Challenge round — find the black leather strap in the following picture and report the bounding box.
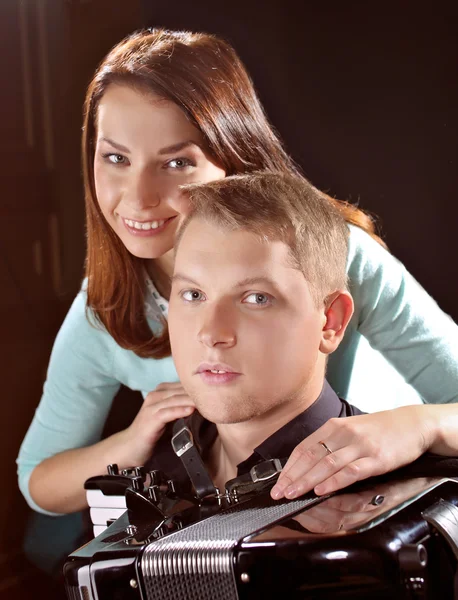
[171,419,217,499]
[225,458,287,497]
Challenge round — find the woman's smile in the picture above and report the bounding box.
[120,215,177,236]
[94,84,226,260]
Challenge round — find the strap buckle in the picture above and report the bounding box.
[250,458,283,483]
[171,426,194,458]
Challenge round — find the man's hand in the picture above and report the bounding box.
[119,381,195,467]
[271,405,435,500]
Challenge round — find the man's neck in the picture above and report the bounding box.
[207,376,325,488]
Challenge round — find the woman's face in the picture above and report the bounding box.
[94,84,226,260]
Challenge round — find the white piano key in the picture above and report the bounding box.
[90,506,126,526]
[86,488,127,508]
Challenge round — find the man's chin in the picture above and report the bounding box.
[200,412,251,425]
[195,403,259,425]
[188,389,261,424]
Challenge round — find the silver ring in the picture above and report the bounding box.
[318,440,333,455]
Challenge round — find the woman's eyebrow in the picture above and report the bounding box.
[158,140,201,155]
[98,137,130,153]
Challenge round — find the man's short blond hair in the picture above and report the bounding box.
[177,171,349,305]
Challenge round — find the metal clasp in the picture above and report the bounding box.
[250,458,283,483]
[171,426,194,458]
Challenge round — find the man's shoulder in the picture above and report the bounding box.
[339,397,367,417]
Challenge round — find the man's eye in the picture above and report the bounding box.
[181,289,205,302]
[166,157,194,169]
[103,153,127,165]
[243,293,272,306]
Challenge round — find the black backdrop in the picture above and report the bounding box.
[142,1,458,322]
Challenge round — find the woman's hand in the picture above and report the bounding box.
[271,405,436,500]
[119,381,195,467]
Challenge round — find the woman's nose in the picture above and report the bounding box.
[123,170,167,210]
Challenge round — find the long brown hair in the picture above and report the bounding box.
[82,28,384,358]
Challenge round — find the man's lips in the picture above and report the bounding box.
[195,362,240,375]
[195,363,242,385]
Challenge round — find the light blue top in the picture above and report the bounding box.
[17,225,458,514]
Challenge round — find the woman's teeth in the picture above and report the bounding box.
[124,218,166,230]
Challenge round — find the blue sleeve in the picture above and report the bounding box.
[16,288,121,514]
[345,224,458,404]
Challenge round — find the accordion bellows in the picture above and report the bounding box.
[141,496,317,600]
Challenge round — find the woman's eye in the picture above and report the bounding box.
[181,289,205,302]
[103,153,127,165]
[166,157,194,169]
[243,293,272,306]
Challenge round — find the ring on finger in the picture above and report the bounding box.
[318,440,333,455]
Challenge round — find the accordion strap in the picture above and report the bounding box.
[171,418,287,501]
[171,419,217,499]
[225,457,287,497]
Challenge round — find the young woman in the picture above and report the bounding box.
[17,28,458,515]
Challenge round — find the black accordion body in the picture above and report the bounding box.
[64,468,458,600]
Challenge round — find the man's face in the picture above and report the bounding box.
[168,218,328,425]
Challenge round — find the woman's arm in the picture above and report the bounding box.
[18,288,193,514]
[272,225,458,499]
[28,431,130,514]
[28,380,195,514]
[271,402,458,500]
[17,289,122,514]
[336,224,458,404]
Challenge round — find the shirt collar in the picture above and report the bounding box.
[189,380,345,476]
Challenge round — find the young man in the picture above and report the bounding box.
[145,171,362,493]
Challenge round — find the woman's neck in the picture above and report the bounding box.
[146,251,175,300]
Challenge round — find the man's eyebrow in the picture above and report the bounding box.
[98,137,131,153]
[158,140,202,155]
[171,273,201,286]
[234,276,278,288]
[171,274,278,288]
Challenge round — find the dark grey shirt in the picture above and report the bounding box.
[145,380,364,490]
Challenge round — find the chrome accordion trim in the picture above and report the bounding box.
[141,495,319,600]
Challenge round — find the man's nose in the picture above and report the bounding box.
[197,303,237,349]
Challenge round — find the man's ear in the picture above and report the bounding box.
[319,291,354,355]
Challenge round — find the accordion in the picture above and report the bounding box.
[64,462,458,600]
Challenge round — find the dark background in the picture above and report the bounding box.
[0,1,456,597]
[143,1,458,319]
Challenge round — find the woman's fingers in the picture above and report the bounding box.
[153,404,195,428]
[154,381,184,392]
[271,409,429,501]
[144,384,194,407]
[271,436,333,495]
[313,457,380,496]
[272,443,361,499]
[149,393,194,410]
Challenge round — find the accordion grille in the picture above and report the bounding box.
[141,495,317,600]
[65,583,90,600]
